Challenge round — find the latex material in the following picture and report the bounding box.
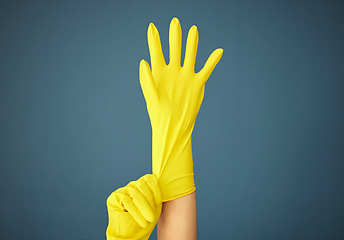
[106,174,162,240]
[139,17,223,202]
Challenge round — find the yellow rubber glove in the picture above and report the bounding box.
[106,174,162,240]
[139,17,223,202]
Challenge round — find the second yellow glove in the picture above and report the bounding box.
[106,174,162,240]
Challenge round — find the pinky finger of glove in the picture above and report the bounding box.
[139,59,159,104]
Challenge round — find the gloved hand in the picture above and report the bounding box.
[139,17,223,201]
[106,174,162,240]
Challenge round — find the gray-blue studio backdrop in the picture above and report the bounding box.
[1,0,343,239]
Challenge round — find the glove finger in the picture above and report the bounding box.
[197,48,223,84]
[143,174,162,206]
[125,186,155,223]
[129,175,155,210]
[139,59,159,103]
[169,17,182,67]
[106,187,126,211]
[183,25,199,71]
[148,22,166,71]
[121,194,149,228]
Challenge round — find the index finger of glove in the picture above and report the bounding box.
[129,176,155,210]
[120,194,149,228]
[124,186,155,223]
[183,25,199,71]
[141,174,162,206]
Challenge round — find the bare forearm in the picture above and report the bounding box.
[157,192,197,240]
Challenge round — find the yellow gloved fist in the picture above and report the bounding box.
[106,174,162,240]
[139,17,223,201]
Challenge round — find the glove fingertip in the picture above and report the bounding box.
[139,59,147,70]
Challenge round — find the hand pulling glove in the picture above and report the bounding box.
[139,17,223,201]
[106,174,162,240]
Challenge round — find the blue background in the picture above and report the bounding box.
[1,0,343,239]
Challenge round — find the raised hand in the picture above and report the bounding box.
[139,17,223,201]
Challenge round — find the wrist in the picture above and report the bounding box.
[152,132,195,201]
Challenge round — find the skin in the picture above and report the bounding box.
[157,192,197,240]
